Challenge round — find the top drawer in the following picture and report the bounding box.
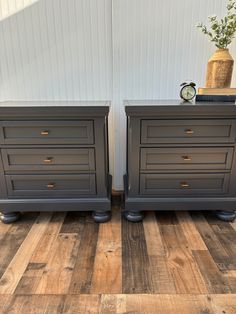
[141,119,236,144]
[0,121,94,145]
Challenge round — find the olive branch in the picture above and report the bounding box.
[197,0,236,49]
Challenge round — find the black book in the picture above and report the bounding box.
[196,94,236,102]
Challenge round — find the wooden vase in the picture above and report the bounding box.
[206,48,234,88]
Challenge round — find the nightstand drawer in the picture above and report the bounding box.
[0,121,94,145]
[2,148,95,171]
[140,147,234,171]
[141,119,236,144]
[140,173,230,195]
[6,174,96,197]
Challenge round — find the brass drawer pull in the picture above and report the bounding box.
[180,182,189,188]
[41,130,50,136]
[46,183,55,189]
[184,129,194,135]
[43,157,53,164]
[182,156,192,161]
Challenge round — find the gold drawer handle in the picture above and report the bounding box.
[43,157,53,164]
[41,130,50,136]
[46,183,55,189]
[182,156,192,161]
[180,182,189,188]
[184,129,194,135]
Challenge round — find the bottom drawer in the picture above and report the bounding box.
[6,174,96,197]
[140,173,230,195]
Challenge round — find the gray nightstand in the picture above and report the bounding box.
[124,100,236,222]
[0,101,111,223]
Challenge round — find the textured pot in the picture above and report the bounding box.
[206,48,234,88]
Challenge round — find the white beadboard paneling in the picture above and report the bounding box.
[231,40,236,86]
[0,0,235,189]
[0,0,112,101]
[0,0,39,21]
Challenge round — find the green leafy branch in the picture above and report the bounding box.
[197,0,236,49]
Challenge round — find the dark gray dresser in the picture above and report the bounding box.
[0,101,111,223]
[124,100,236,222]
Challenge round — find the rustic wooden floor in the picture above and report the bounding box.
[0,201,236,313]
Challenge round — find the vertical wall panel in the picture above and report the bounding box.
[0,0,112,101]
[0,0,235,188]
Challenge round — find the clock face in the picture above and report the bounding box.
[180,85,196,101]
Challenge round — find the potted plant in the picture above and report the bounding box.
[197,0,236,88]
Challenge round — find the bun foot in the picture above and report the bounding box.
[92,211,111,223]
[215,210,236,222]
[0,212,21,224]
[124,211,144,222]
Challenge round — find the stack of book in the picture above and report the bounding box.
[196,88,236,102]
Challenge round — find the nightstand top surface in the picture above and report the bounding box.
[125,100,236,117]
[0,100,110,107]
[0,101,110,118]
[125,99,236,106]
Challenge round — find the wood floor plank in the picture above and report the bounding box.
[156,211,178,225]
[68,215,99,294]
[193,250,232,293]
[159,222,208,294]
[230,220,236,231]
[62,294,101,314]
[30,212,66,263]
[91,209,122,294]
[125,294,214,314]
[35,233,80,294]
[223,270,236,277]
[143,211,176,293]
[2,295,48,314]
[0,295,13,313]
[0,222,12,235]
[14,263,46,294]
[43,295,65,314]
[59,212,86,234]
[0,212,52,294]
[63,295,100,314]
[210,294,236,314]
[0,213,38,279]
[211,229,236,271]
[2,295,65,314]
[143,211,166,256]
[1,294,236,314]
[191,212,234,271]
[99,295,126,314]
[122,218,153,293]
[176,211,208,250]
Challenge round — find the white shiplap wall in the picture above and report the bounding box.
[0,0,235,189]
[0,0,39,21]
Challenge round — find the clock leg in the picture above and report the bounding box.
[0,212,21,224]
[124,211,144,222]
[92,211,111,223]
[215,210,236,222]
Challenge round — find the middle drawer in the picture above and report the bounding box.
[140,147,234,171]
[2,148,95,171]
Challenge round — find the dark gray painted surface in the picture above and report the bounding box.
[140,173,230,195]
[140,147,234,171]
[124,101,236,221]
[6,174,96,197]
[0,103,111,222]
[2,148,95,171]
[141,119,236,144]
[0,120,94,145]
